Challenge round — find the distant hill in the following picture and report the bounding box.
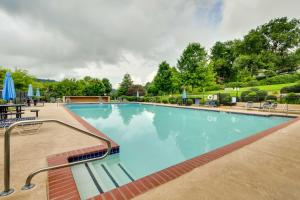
[36,78,56,83]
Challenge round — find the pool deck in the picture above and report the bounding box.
[0,103,299,200]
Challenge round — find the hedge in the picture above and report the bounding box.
[284,93,300,104]
[280,84,300,93]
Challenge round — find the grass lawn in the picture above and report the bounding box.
[162,82,297,99]
[203,83,297,96]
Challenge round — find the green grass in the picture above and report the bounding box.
[202,83,296,96]
[160,83,297,99]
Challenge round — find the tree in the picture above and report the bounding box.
[153,61,173,94]
[210,40,240,82]
[195,62,215,89]
[145,82,158,96]
[177,43,207,89]
[170,67,181,94]
[241,29,269,55]
[11,69,35,91]
[102,78,112,95]
[118,73,133,96]
[261,17,300,55]
[83,78,105,96]
[233,55,259,82]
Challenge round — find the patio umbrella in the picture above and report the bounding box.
[2,72,16,101]
[136,90,139,98]
[27,84,34,98]
[36,88,40,98]
[182,89,187,99]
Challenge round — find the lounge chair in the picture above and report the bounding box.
[262,101,277,111]
[245,101,253,110]
[204,101,217,107]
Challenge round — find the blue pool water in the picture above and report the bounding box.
[66,103,290,199]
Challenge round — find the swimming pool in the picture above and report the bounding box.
[66,103,291,199]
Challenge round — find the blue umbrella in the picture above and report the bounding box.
[27,84,34,97]
[2,72,16,101]
[182,89,187,99]
[36,88,40,97]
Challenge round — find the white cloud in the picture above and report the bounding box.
[217,0,300,41]
[0,0,299,88]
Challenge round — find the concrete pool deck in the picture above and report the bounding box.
[0,103,299,200]
[0,103,103,200]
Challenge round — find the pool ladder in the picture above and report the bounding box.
[0,119,112,197]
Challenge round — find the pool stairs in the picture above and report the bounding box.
[71,154,135,199]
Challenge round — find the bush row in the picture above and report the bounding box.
[280,83,300,93]
[224,73,300,89]
[121,96,194,105]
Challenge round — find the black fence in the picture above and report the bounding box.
[0,90,27,104]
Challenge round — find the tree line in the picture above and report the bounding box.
[118,17,300,96]
[0,67,112,100]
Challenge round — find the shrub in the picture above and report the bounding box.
[162,98,169,104]
[260,73,300,85]
[241,88,267,102]
[246,80,260,87]
[205,84,223,91]
[168,97,177,104]
[144,97,150,102]
[256,90,268,101]
[219,93,232,105]
[155,97,162,103]
[177,97,183,105]
[245,91,257,102]
[186,99,193,106]
[284,93,300,104]
[280,84,300,93]
[266,95,277,101]
[225,82,244,88]
[138,97,144,102]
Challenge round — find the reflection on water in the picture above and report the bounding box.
[68,104,289,179]
[118,104,145,125]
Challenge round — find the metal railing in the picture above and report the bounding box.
[0,119,112,196]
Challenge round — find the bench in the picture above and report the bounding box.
[30,109,40,117]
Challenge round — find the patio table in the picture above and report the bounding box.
[0,104,25,119]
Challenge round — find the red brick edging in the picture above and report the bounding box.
[47,105,300,200]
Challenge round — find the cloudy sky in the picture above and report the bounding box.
[0,0,299,88]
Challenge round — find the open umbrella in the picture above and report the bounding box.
[2,72,16,101]
[27,84,34,98]
[36,88,40,98]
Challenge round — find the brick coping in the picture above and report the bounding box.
[47,104,300,200]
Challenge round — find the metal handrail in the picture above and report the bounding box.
[0,119,112,196]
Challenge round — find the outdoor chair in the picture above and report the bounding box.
[245,101,253,110]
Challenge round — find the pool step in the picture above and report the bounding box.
[71,155,135,199]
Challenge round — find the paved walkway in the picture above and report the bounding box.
[0,103,299,200]
[0,103,102,200]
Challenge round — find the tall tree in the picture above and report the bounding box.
[102,78,112,95]
[261,17,300,54]
[153,61,173,94]
[195,62,215,89]
[210,40,240,82]
[177,43,207,89]
[170,67,181,94]
[118,73,133,96]
[83,78,105,96]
